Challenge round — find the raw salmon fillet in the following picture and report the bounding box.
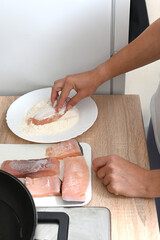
[62,156,89,202]
[25,176,61,197]
[46,139,83,159]
[27,99,68,125]
[1,158,60,178]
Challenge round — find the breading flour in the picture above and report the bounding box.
[21,99,79,136]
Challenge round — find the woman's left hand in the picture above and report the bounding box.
[92,155,149,197]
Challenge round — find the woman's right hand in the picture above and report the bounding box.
[51,65,107,111]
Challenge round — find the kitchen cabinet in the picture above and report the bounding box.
[0,0,130,95]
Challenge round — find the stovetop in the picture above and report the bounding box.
[34,207,111,240]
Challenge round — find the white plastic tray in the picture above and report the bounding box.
[0,142,92,207]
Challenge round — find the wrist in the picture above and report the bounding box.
[94,61,111,86]
[145,170,160,198]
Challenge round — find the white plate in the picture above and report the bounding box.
[0,142,92,207]
[6,88,98,143]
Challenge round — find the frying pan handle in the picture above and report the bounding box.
[37,212,69,240]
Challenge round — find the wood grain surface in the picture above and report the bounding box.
[0,95,159,240]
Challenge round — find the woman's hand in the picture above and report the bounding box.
[51,64,107,111]
[92,155,151,198]
[51,18,160,111]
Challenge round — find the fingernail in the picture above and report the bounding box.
[67,105,73,110]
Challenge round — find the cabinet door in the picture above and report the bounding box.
[0,0,112,95]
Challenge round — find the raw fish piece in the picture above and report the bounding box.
[46,139,83,159]
[62,156,89,202]
[18,178,25,184]
[27,99,68,126]
[1,158,60,178]
[25,176,61,197]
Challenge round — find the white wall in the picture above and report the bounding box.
[0,0,112,95]
[125,0,160,134]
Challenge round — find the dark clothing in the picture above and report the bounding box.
[147,119,160,227]
[129,0,149,42]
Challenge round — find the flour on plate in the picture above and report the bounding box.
[21,99,79,136]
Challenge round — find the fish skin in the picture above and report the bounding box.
[46,139,83,159]
[1,158,60,178]
[62,156,89,202]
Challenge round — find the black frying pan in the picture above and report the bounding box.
[0,170,69,240]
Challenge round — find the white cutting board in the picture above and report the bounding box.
[0,143,92,207]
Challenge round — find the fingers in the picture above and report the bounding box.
[56,87,88,111]
[95,165,120,195]
[56,85,72,111]
[93,155,121,195]
[51,79,64,105]
[66,91,86,109]
[107,183,119,196]
[96,166,106,179]
[51,88,60,106]
[96,166,115,190]
[92,157,109,172]
[51,71,93,110]
[54,75,76,111]
[103,174,111,186]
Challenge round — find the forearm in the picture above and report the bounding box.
[52,18,160,107]
[97,18,160,84]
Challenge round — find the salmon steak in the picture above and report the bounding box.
[25,176,61,197]
[27,99,68,126]
[46,139,83,159]
[1,157,60,178]
[62,156,89,202]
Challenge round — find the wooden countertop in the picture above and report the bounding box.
[0,95,160,240]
